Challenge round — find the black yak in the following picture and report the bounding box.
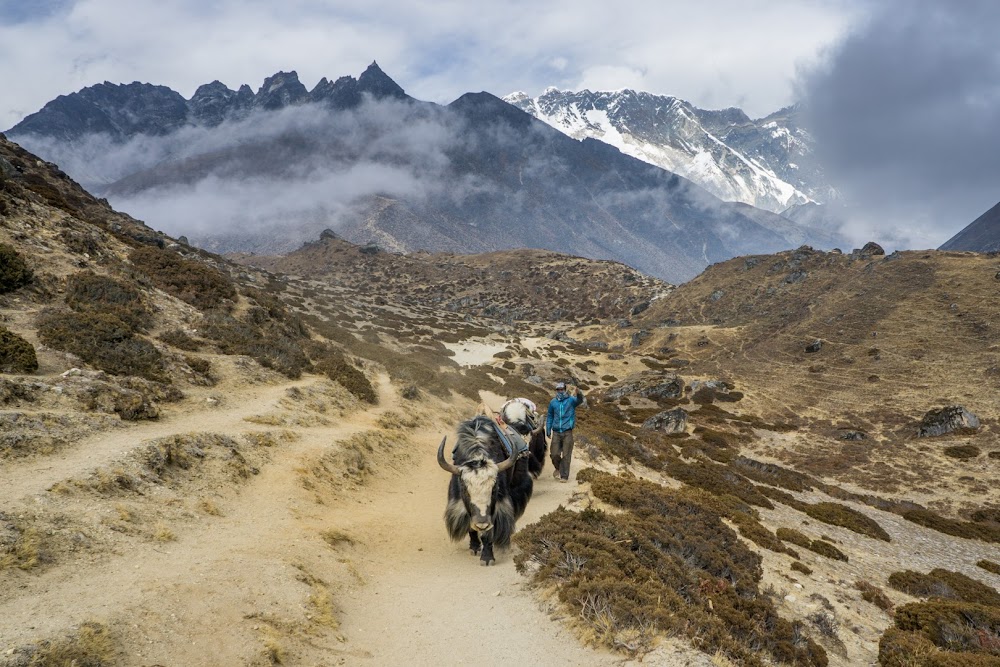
[438,415,534,565]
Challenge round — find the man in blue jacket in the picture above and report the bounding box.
[546,381,584,482]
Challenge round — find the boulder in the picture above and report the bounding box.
[861,241,885,256]
[805,339,823,353]
[604,372,684,402]
[642,408,688,433]
[839,430,867,441]
[917,406,980,437]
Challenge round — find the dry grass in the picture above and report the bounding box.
[0,524,42,571]
[152,522,176,542]
[856,580,895,613]
[15,621,116,666]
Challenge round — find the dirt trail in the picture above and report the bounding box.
[0,376,320,504]
[1,370,704,665]
[333,430,625,666]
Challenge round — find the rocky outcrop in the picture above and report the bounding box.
[641,408,688,433]
[917,406,980,437]
[604,372,683,402]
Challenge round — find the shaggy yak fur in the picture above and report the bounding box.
[440,416,534,565]
[500,400,548,478]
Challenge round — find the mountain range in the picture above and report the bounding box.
[503,88,831,214]
[10,64,845,282]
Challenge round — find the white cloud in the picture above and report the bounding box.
[1,0,859,130]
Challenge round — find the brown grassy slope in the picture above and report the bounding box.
[624,245,1000,500]
[232,234,672,324]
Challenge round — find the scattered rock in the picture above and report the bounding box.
[839,431,867,441]
[709,290,725,301]
[630,301,650,316]
[805,339,823,353]
[630,330,651,348]
[917,406,980,437]
[861,241,885,256]
[785,271,808,284]
[641,408,688,433]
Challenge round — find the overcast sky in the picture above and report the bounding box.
[0,0,858,129]
[1,0,998,249]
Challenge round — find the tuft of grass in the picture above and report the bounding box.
[791,561,813,576]
[19,621,116,666]
[320,529,353,549]
[0,524,42,570]
[152,523,176,542]
[198,498,222,516]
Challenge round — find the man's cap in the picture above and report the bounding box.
[555,382,566,389]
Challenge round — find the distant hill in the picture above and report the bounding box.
[939,200,1000,252]
[9,65,835,284]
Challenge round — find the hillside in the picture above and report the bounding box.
[3,133,1000,667]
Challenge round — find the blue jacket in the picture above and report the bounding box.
[546,391,583,434]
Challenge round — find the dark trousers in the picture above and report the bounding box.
[549,429,574,480]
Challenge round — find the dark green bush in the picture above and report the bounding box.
[158,329,201,351]
[806,539,848,562]
[37,310,164,381]
[66,271,150,331]
[776,527,812,549]
[0,327,38,373]
[892,600,1000,656]
[944,445,981,460]
[802,502,891,542]
[313,350,377,404]
[129,246,236,311]
[904,509,1000,543]
[0,243,32,293]
[888,569,1000,607]
[791,561,813,575]
[200,311,309,379]
[857,581,895,612]
[978,560,1000,576]
[515,471,827,666]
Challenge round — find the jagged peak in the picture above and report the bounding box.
[357,62,406,99]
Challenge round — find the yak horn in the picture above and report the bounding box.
[437,436,460,475]
[496,442,518,472]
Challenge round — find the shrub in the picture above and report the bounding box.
[128,246,236,311]
[944,445,981,460]
[777,527,812,549]
[888,569,1000,607]
[792,561,813,575]
[0,243,32,293]
[65,271,151,331]
[0,327,38,373]
[904,509,1000,543]
[664,458,775,509]
[731,456,816,492]
[37,310,164,381]
[802,502,891,542]
[892,600,1000,656]
[807,539,848,562]
[158,328,201,351]
[978,560,1000,576]
[313,350,377,404]
[515,472,827,666]
[200,311,309,379]
[857,580,895,612]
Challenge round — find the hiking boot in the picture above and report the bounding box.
[559,477,569,483]
[552,469,560,479]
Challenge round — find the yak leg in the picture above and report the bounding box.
[468,530,482,556]
[479,534,496,566]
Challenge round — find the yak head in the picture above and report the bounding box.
[437,424,517,533]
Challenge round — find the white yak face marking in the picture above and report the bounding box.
[460,459,498,530]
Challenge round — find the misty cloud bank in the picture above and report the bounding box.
[17,97,506,252]
[798,0,1000,249]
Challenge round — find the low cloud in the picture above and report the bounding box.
[798,0,1000,249]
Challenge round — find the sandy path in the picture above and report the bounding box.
[332,426,628,666]
[0,376,320,503]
